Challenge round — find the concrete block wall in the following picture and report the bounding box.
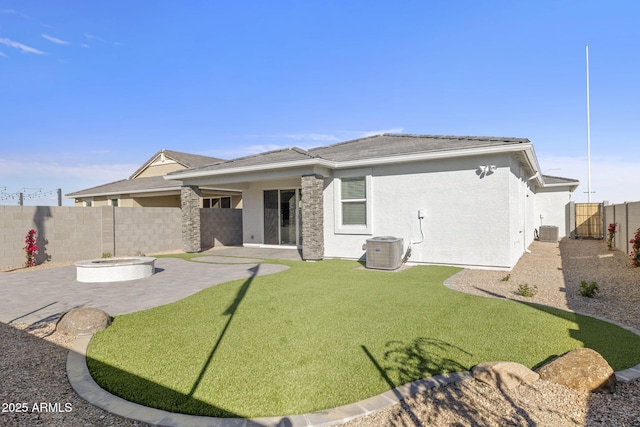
[1,205,224,268]
[0,206,103,268]
[603,201,640,255]
[113,207,182,256]
[200,208,243,249]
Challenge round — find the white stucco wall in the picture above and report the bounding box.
[242,177,302,246]
[535,187,573,239]
[507,159,538,267]
[324,154,518,269]
[234,153,573,270]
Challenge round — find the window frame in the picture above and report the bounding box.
[203,196,232,208]
[334,169,372,235]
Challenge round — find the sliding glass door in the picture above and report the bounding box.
[263,189,301,246]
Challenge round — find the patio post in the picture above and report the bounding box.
[181,185,202,253]
[301,174,324,260]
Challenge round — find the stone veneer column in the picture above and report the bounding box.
[181,185,202,253]
[301,174,324,260]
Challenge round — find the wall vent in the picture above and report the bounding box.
[365,236,403,270]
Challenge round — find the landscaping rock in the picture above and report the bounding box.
[472,361,540,390]
[536,348,616,393]
[56,308,111,336]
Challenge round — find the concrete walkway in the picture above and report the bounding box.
[0,250,293,325]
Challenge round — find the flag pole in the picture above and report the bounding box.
[586,43,592,203]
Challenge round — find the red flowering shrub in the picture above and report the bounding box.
[607,223,617,249]
[630,228,640,267]
[24,229,38,267]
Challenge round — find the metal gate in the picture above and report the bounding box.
[575,203,603,238]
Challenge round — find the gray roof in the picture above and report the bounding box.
[170,134,530,175]
[130,149,223,179]
[542,174,580,185]
[308,133,529,162]
[67,176,181,197]
[176,146,317,173]
[68,149,224,198]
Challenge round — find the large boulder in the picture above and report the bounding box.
[536,348,616,393]
[472,361,540,390]
[56,308,112,336]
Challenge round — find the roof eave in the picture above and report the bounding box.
[65,186,181,199]
[166,143,538,179]
[165,158,335,180]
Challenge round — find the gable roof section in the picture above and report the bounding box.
[67,149,225,198]
[167,133,537,180]
[130,149,224,179]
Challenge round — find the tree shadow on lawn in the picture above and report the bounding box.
[362,337,570,426]
[87,265,278,421]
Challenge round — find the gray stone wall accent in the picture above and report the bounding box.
[181,186,203,253]
[301,174,324,260]
[200,208,243,250]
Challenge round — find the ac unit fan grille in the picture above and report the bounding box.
[366,237,403,270]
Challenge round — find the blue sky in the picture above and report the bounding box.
[1,1,638,206]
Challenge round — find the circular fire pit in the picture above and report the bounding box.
[76,257,156,283]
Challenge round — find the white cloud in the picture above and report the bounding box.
[0,52,7,58]
[41,34,69,45]
[207,144,293,159]
[281,133,340,142]
[0,9,29,18]
[357,127,404,138]
[0,37,45,54]
[84,33,105,42]
[0,157,137,183]
[81,43,90,48]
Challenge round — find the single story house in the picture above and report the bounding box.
[67,149,242,208]
[167,133,578,270]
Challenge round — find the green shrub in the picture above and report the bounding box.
[101,252,112,258]
[501,273,511,282]
[579,281,599,298]
[516,283,537,298]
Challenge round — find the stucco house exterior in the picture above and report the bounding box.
[167,134,578,270]
[67,149,242,209]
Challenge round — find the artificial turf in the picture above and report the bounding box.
[86,257,640,417]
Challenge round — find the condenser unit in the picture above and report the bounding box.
[539,225,559,242]
[366,236,403,270]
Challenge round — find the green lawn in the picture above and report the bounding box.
[87,257,640,418]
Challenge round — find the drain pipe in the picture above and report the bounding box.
[523,173,539,254]
[403,210,425,263]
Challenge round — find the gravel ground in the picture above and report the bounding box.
[1,239,639,426]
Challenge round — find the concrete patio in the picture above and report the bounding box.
[0,247,301,326]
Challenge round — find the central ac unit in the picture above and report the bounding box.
[366,236,403,270]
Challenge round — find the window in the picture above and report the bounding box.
[109,199,119,207]
[334,170,372,235]
[84,200,92,207]
[341,177,366,225]
[203,197,232,208]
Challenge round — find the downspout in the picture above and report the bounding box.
[523,172,540,254]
